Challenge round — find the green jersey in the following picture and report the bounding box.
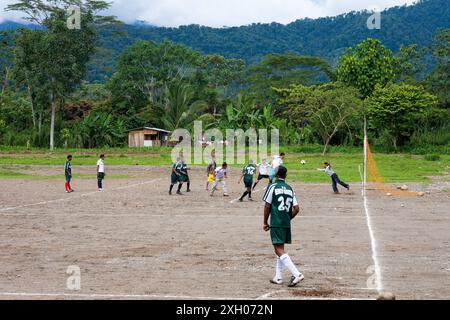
[242,164,257,179]
[179,163,189,182]
[180,163,188,176]
[171,163,183,184]
[263,179,299,228]
[64,160,72,178]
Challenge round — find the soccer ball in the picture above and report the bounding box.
[300,160,306,165]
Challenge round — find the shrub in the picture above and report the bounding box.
[424,154,441,161]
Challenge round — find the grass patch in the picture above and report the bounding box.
[0,149,448,183]
[424,154,441,161]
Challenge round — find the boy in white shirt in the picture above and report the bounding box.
[252,159,271,190]
[97,154,106,191]
[210,162,229,197]
[318,162,350,194]
[269,153,285,183]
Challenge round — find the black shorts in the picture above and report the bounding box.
[257,174,270,181]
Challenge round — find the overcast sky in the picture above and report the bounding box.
[1,0,417,27]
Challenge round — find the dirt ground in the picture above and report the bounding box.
[0,166,449,300]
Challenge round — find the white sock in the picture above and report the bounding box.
[275,257,285,279]
[280,254,301,278]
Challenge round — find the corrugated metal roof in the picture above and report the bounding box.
[128,127,171,133]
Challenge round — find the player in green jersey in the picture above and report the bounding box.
[169,158,184,195]
[179,160,191,192]
[263,166,304,287]
[238,160,257,202]
[64,155,74,193]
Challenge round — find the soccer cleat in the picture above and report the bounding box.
[239,198,243,202]
[177,191,182,195]
[187,189,191,192]
[223,194,229,197]
[98,188,103,191]
[346,186,350,191]
[249,198,254,202]
[270,277,283,285]
[288,274,305,287]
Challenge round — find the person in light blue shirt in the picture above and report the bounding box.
[318,162,350,194]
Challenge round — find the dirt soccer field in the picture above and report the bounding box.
[0,166,449,300]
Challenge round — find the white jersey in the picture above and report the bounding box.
[215,167,227,180]
[97,159,105,173]
[320,165,335,177]
[272,156,283,169]
[258,163,271,175]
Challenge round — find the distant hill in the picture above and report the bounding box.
[1,0,449,82]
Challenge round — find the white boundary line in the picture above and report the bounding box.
[360,160,383,293]
[0,292,246,300]
[0,178,162,213]
[0,213,366,218]
[0,292,375,300]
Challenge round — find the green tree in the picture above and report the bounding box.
[426,28,450,108]
[0,30,15,95]
[276,83,362,154]
[337,38,395,98]
[7,0,118,150]
[367,84,438,149]
[108,40,202,113]
[154,82,207,131]
[70,111,126,148]
[197,54,245,114]
[394,44,427,84]
[244,53,335,104]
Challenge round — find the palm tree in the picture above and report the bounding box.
[156,82,207,131]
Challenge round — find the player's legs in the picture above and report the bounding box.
[206,174,213,191]
[210,179,219,196]
[177,182,183,195]
[65,178,71,193]
[186,177,191,192]
[331,175,339,193]
[335,175,350,190]
[239,187,251,202]
[272,230,304,287]
[170,174,179,195]
[97,177,102,191]
[221,179,229,196]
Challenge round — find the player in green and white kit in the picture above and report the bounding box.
[64,155,74,193]
[238,160,257,202]
[169,158,184,195]
[263,166,304,287]
[179,160,191,192]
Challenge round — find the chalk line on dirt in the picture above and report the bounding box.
[0,178,162,213]
[359,165,383,293]
[0,291,374,300]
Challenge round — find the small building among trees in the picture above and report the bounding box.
[128,127,171,147]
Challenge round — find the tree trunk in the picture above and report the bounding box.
[50,92,57,151]
[392,136,398,151]
[1,67,10,95]
[322,137,331,156]
[38,111,42,134]
[28,86,36,128]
